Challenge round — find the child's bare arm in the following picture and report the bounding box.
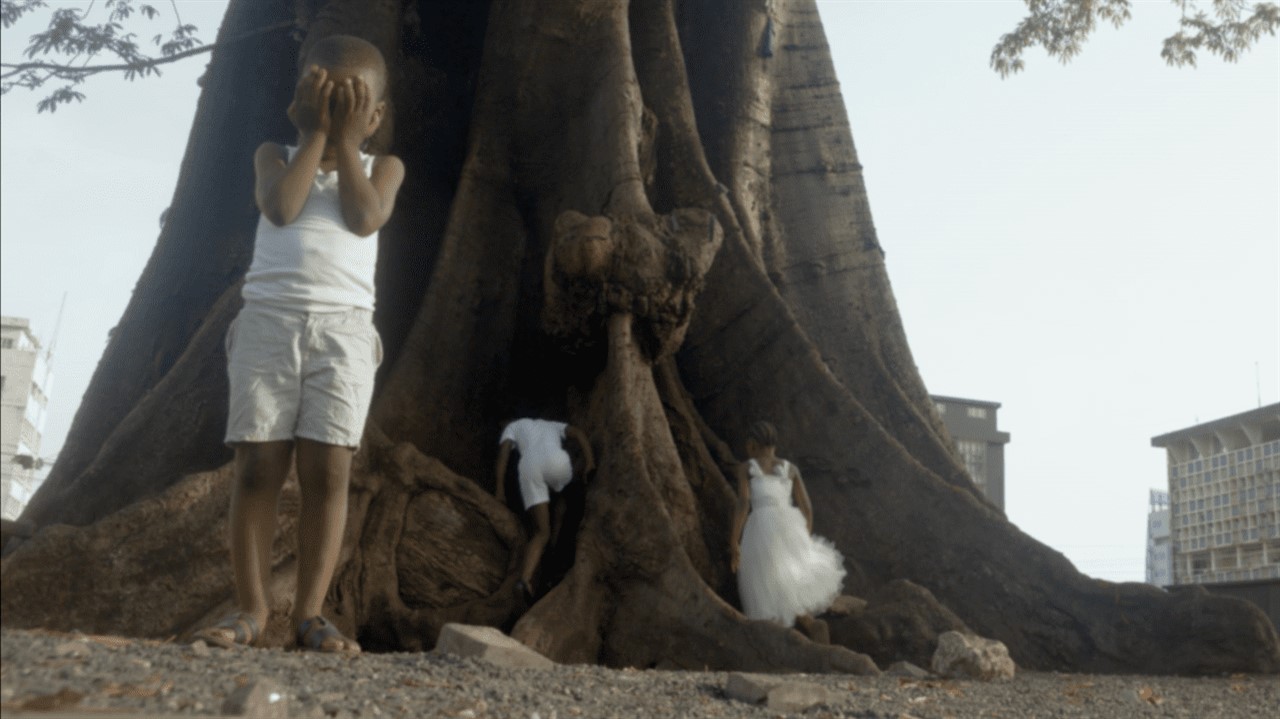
[729,464,751,572]
[335,149,404,237]
[254,137,325,226]
[255,67,333,225]
[565,426,595,476]
[332,77,405,236]
[790,464,814,533]
[494,440,514,503]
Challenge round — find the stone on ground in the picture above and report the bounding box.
[51,640,90,658]
[887,660,931,679]
[433,623,555,669]
[221,678,289,718]
[725,673,836,711]
[724,673,780,703]
[931,631,1016,680]
[767,681,835,711]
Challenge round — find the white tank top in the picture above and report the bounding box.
[243,145,379,312]
[500,419,569,463]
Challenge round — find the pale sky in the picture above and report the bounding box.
[2,1,1277,582]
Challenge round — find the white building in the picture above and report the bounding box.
[1,316,52,520]
[1151,404,1280,585]
[1146,489,1172,586]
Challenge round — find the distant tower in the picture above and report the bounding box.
[931,395,1010,509]
[1,316,53,520]
[1146,489,1172,586]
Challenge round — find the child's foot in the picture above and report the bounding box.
[515,579,534,602]
[297,616,361,654]
[192,612,261,649]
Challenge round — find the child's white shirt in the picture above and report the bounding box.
[243,145,379,312]
[500,419,569,461]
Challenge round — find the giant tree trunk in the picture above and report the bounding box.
[3,0,1276,676]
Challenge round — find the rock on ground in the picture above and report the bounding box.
[886,661,931,680]
[433,624,555,670]
[221,678,289,717]
[931,630,1017,680]
[724,672,835,711]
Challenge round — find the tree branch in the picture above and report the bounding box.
[1,19,294,81]
[992,0,1279,77]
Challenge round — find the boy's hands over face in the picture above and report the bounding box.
[331,76,376,149]
[287,66,334,136]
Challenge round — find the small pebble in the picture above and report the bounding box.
[52,640,89,658]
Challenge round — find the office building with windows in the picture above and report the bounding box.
[932,395,1010,509]
[1146,489,1173,586]
[1151,404,1280,585]
[1,316,52,520]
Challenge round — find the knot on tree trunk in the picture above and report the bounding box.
[542,209,722,359]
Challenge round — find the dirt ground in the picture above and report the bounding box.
[1,628,1273,718]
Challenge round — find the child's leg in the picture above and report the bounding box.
[550,493,569,548]
[514,459,553,594]
[292,437,358,651]
[288,310,378,651]
[520,502,552,588]
[198,441,292,645]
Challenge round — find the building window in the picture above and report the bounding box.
[966,407,988,419]
[956,440,987,487]
[0,338,14,349]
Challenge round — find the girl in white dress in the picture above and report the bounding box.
[730,421,845,628]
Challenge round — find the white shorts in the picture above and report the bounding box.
[518,450,574,510]
[224,303,382,448]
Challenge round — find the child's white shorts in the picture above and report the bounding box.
[224,302,381,449]
[517,451,574,510]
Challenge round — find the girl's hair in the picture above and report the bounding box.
[747,420,778,448]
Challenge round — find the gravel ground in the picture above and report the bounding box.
[1,628,1273,718]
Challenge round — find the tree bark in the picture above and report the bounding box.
[4,0,1276,676]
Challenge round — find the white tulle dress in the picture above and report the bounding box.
[737,458,845,626]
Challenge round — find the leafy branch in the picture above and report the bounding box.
[1,0,292,112]
[992,0,1279,77]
